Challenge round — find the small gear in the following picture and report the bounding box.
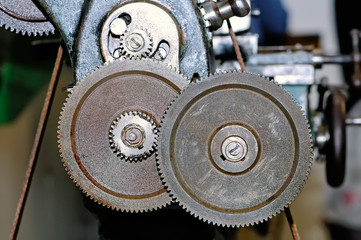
[157,71,313,227]
[119,26,153,58]
[0,0,55,36]
[109,111,157,162]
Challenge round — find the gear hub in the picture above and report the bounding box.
[120,26,153,58]
[109,111,157,162]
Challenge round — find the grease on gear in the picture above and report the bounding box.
[157,71,313,227]
[0,0,55,36]
[58,58,189,212]
[120,26,153,58]
[109,111,157,162]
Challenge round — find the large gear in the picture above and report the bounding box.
[109,111,157,162]
[58,59,189,212]
[0,0,55,36]
[119,26,153,58]
[157,71,313,227]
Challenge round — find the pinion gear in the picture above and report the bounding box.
[109,111,157,162]
[119,26,153,58]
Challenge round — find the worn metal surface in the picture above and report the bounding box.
[247,65,315,85]
[100,2,179,66]
[0,0,55,36]
[109,111,157,162]
[199,0,249,31]
[73,0,210,82]
[157,71,313,227]
[58,59,189,212]
[35,0,85,55]
[118,26,153,58]
[9,45,63,240]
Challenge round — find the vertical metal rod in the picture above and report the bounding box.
[226,19,246,72]
[9,45,64,240]
[285,207,300,240]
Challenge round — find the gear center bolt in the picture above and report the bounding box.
[109,111,157,161]
[125,33,145,52]
[210,125,259,174]
[222,136,248,162]
[121,123,145,148]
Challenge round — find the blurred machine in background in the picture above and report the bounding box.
[1,0,361,239]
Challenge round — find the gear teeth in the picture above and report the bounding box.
[156,70,314,227]
[108,110,157,162]
[0,20,55,36]
[119,25,154,59]
[59,58,188,212]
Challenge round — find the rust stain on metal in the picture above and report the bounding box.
[9,45,64,240]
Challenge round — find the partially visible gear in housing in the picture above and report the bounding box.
[120,26,153,58]
[157,71,313,227]
[109,111,157,162]
[0,0,55,36]
[58,58,189,212]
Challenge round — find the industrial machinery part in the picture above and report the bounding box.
[109,111,157,162]
[0,0,55,36]
[198,0,250,31]
[58,59,189,212]
[157,71,313,227]
[100,1,181,69]
[119,26,153,58]
[321,90,347,187]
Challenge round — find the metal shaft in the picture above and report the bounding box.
[346,117,361,126]
[285,207,300,240]
[9,45,64,240]
[226,19,246,72]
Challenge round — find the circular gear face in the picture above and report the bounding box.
[58,59,188,212]
[0,0,55,36]
[109,111,157,162]
[157,71,313,227]
[120,26,153,58]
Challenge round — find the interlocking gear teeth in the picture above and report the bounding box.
[156,71,313,227]
[119,25,153,58]
[109,110,157,162]
[58,58,189,212]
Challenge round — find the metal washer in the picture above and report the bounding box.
[210,124,259,174]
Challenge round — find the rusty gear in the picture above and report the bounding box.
[58,59,189,212]
[157,71,313,227]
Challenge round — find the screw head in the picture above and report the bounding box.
[221,136,248,162]
[125,33,145,52]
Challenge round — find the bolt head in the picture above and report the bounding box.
[221,136,248,162]
[121,124,145,147]
[125,33,145,52]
